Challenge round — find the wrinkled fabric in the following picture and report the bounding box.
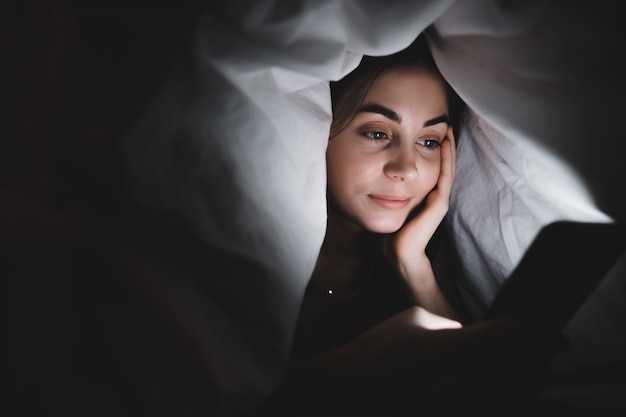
[4,1,625,416]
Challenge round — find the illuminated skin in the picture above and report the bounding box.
[325,65,458,320]
[327,65,452,235]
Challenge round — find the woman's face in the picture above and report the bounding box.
[327,65,450,234]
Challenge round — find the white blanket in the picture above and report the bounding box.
[118,1,626,415]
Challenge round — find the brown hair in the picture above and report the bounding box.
[329,34,463,140]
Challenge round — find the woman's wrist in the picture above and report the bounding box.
[398,254,458,319]
[398,253,437,290]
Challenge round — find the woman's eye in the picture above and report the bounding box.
[361,131,388,141]
[417,139,442,150]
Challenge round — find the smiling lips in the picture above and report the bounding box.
[368,194,412,210]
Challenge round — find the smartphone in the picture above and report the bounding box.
[481,220,626,332]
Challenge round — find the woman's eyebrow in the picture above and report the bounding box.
[356,103,401,123]
[357,104,449,128]
[424,114,449,127]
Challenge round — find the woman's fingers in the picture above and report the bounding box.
[436,127,456,198]
[408,306,462,330]
[392,128,457,256]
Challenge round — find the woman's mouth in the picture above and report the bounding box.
[368,194,412,210]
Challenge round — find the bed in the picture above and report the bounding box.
[2,0,625,415]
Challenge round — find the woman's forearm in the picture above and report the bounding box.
[399,254,458,320]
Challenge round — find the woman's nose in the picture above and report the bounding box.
[383,147,418,181]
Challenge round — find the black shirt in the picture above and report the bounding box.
[290,250,413,364]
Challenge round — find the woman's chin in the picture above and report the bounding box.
[362,218,404,235]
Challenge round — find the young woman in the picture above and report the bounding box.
[256,34,565,415]
[291,34,466,364]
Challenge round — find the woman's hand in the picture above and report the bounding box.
[288,306,461,382]
[284,309,563,409]
[392,127,456,265]
[383,128,457,317]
